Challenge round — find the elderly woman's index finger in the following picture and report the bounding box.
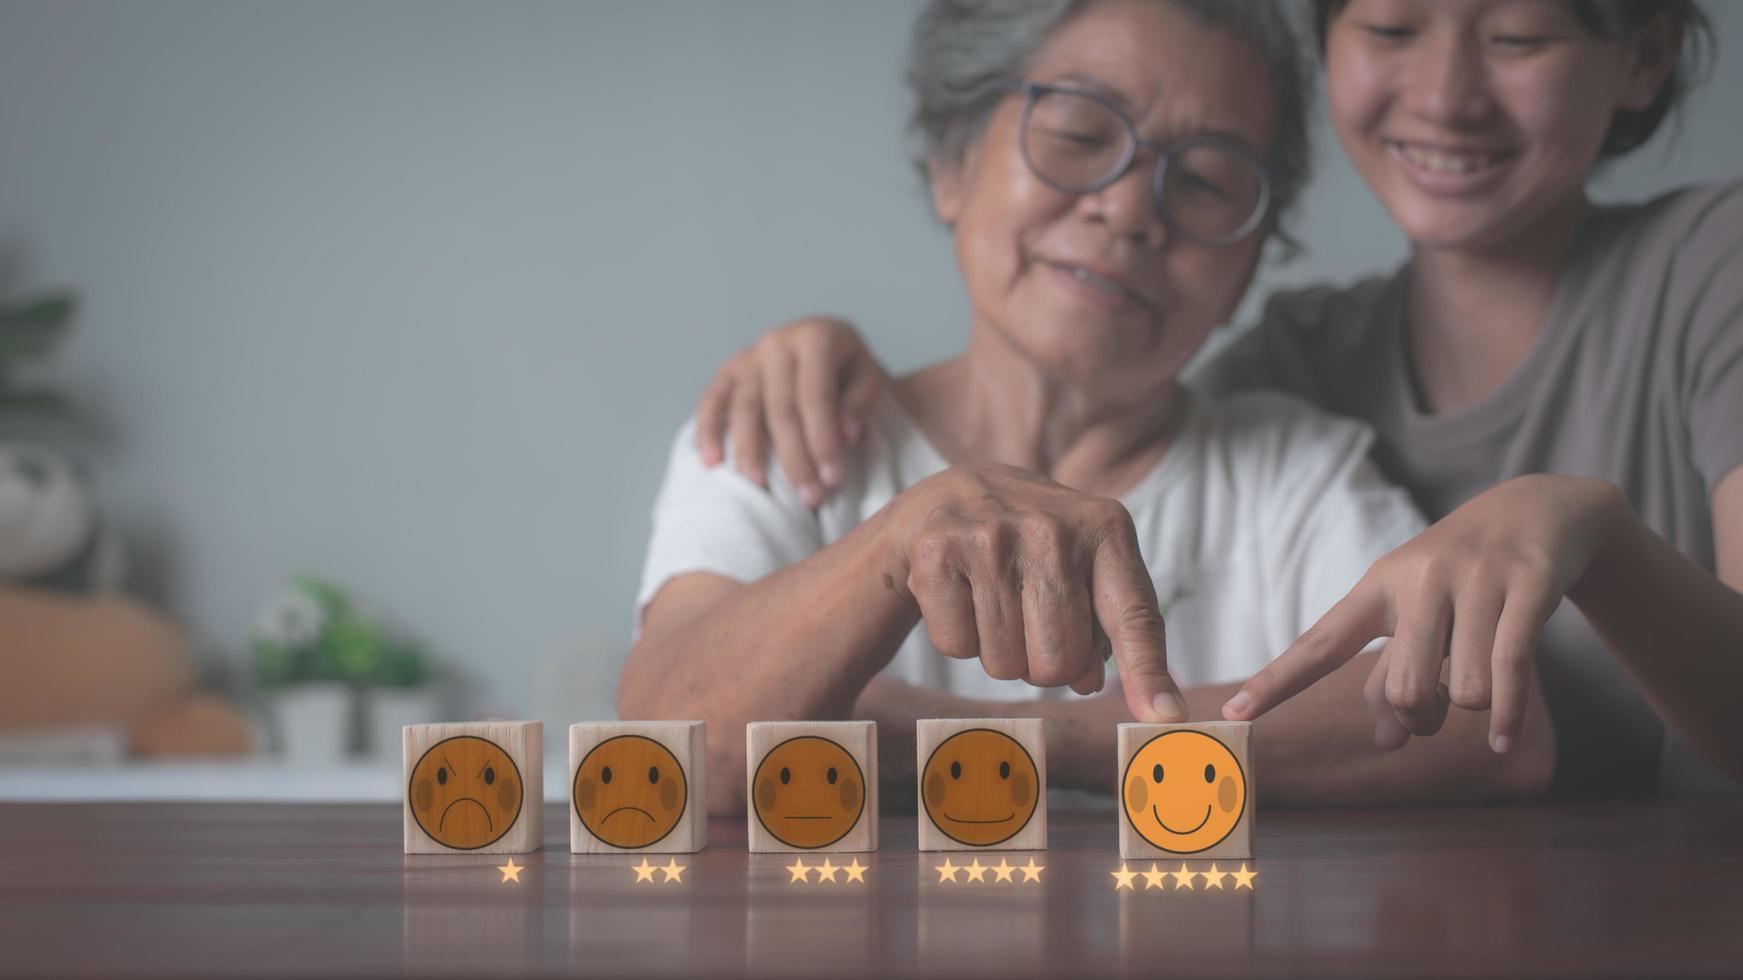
[1222,587,1388,720]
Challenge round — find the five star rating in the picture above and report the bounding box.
[1111,862,1256,891]
[935,858,1044,885]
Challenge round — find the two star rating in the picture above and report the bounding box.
[496,858,690,884]
[1109,862,1257,890]
[935,858,1045,884]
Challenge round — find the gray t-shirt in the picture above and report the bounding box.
[1191,181,1743,798]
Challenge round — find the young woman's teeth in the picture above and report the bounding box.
[1397,142,1501,174]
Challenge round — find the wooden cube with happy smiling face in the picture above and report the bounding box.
[916,718,1047,851]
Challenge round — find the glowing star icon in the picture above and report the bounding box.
[1232,864,1258,889]
[1110,863,1139,890]
[1168,863,1198,890]
[935,859,962,883]
[1018,859,1045,883]
[1141,863,1167,890]
[659,859,686,883]
[1202,863,1228,889]
[842,859,868,883]
[815,859,840,884]
[496,859,523,883]
[787,859,812,883]
[963,859,989,883]
[991,859,1016,883]
[631,859,658,883]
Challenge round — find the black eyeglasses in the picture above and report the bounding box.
[1007,80,1273,247]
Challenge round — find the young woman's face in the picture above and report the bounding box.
[1326,0,1669,252]
[932,0,1276,396]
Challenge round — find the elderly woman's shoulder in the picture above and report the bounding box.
[1186,387,1381,481]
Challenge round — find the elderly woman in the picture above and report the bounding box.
[619,0,1550,814]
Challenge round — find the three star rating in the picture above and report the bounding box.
[785,858,868,884]
[935,858,1044,884]
[1110,862,1257,891]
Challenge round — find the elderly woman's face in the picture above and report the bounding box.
[933,1,1276,393]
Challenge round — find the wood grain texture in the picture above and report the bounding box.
[403,721,543,854]
[745,721,877,853]
[1117,721,1252,860]
[915,718,1047,851]
[569,721,706,854]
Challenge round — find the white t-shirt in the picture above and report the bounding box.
[635,387,1424,700]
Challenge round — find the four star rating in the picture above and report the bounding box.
[935,858,1044,885]
[1112,862,1256,891]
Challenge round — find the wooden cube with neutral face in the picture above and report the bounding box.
[1116,721,1252,861]
[404,721,544,855]
[916,718,1047,851]
[569,721,707,854]
[745,721,877,853]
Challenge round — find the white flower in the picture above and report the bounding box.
[255,587,326,649]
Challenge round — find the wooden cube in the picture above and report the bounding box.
[569,721,707,854]
[916,718,1047,851]
[1116,721,1252,860]
[745,721,876,853]
[404,721,543,855]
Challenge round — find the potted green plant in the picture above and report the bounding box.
[253,577,352,765]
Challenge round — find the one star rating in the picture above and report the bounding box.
[784,858,868,884]
[1111,861,1259,892]
[496,859,523,883]
[630,858,686,884]
[935,857,1044,885]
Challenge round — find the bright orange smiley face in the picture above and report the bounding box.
[752,736,865,849]
[921,728,1039,846]
[1122,730,1246,853]
[573,735,688,849]
[408,735,524,850]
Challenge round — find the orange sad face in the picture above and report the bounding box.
[408,735,524,850]
[1123,730,1246,853]
[573,735,688,849]
[752,736,865,848]
[921,729,1040,846]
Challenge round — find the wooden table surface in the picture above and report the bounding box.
[2,800,1739,978]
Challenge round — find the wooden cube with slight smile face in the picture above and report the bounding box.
[404,721,543,855]
[570,721,707,854]
[746,721,877,853]
[916,718,1047,851]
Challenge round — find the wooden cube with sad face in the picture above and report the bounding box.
[404,721,544,854]
[746,721,877,853]
[917,719,1047,851]
[570,721,707,854]
[1117,721,1252,860]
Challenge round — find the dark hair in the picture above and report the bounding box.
[906,0,1315,251]
[1310,0,1716,160]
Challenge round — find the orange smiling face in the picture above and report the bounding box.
[1122,730,1246,853]
[408,735,524,850]
[921,728,1040,846]
[752,736,865,849]
[573,735,688,849]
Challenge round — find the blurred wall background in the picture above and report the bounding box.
[1,0,1739,732]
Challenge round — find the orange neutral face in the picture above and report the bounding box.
[408,735,524,850]
[1122,730,1246,853]
[921,728,1040,846]
[573,735,687,849]
[752,736,865,848]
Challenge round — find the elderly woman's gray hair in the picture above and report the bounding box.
[906,0,1313,250]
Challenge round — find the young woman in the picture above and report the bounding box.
[691,0,1742,796]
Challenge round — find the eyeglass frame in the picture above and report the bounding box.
[1003,79,1275,247]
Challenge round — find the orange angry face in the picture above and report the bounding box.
[1122,730,1246,853]
[408,735,524,850]
[921,728,1039,846]
[751,736,865,849]
[573,735,688,849]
